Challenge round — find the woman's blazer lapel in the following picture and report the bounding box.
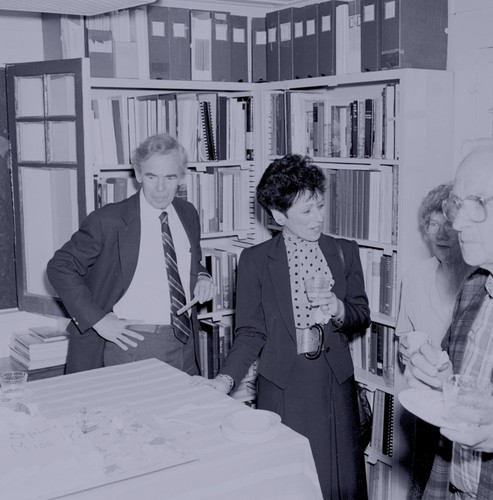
[267,235,297,343]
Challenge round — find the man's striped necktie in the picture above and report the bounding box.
[160,211,191,344]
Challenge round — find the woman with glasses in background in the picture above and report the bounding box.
[396,183,471,499]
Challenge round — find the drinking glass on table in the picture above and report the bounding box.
[1,371,28,400]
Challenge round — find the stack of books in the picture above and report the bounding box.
[10,327,69,370]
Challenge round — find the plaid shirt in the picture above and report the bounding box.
[423,268,493,500]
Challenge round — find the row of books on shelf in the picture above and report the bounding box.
[94,176,138,208]
[368,388,394,458]
[9,327,69,370]
[360,249,398,318]
[350,323,396,376]
[94,168,251,236]
[322,166,397,245]
[42,6,249,83]
[255,0,447,82]
[269,83,398,160]
[366,459,392,499]
[184,168,251,235]
[200,247,238,314]
[92,93,253,166]
[198,319,233,380]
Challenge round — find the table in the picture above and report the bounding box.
[17,359,323,500]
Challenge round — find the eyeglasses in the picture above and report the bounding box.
[442,193,493,223]
[424,219,454,235]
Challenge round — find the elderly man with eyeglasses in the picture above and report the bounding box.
[406,140,493,500]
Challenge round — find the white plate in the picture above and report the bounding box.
[221,409,282,444]
[398,388,467,430]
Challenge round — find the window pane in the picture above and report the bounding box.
[47,121,77,162]
[19,166,78,297]
[46,74,76,116]
[15,76,44,117]
[17,122,46,162]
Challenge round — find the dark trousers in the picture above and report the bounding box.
[103,326,198,375]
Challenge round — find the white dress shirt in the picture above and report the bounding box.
[113,190,191,324]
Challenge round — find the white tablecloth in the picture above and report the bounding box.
[21,359,322,500]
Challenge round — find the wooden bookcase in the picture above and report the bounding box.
[256,68,454,498]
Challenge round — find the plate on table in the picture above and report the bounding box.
[398,388,466,430]
[221,409,282,444]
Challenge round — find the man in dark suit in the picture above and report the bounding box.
[193,154,370,499]
[407,141,493,499]
[47,133,214,375]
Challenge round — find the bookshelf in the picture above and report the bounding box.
[257,68,454,498]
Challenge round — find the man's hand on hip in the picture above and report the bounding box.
[93,312,145,350]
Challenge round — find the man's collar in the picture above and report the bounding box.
[139,190,175,218]
[486,274,493,298]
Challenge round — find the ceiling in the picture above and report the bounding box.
[0,0,308,16]
[0,0,155,16]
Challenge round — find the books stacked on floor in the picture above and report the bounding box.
[9,327,69,370]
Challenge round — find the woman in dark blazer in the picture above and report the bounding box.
[195,154,370,499]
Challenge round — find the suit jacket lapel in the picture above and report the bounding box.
[118,192,141,291]
[268,235,297,342]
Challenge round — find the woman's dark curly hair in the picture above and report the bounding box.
[256,154,326,215]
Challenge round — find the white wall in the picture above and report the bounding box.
[448,0,493,167]
[0,11,44,63]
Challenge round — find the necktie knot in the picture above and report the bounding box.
[159,211,168,225]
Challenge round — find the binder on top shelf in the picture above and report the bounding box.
[168,7,191,80]
[360,0,381,72]
[86,28,114,78]
[230,15,248,82]
[191,10,213,81]
[293,3,318,79]
[113,41,139,79]
[265,10,279,82]
[146,5,170,79]
[42,14,85,60]
[109,9,139,79]
[131,6,150,79]
[317,0,341,77]
[251,17,267,83]
[380,0,448,70]
[211,11,231,82]
[347,0,362,74]
[335,1,349,75]
[278,8,294,81]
